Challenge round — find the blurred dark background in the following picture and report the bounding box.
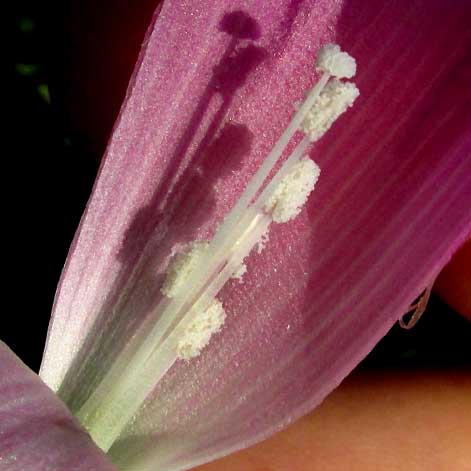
[6,2,100,371]
[6,1,471,373]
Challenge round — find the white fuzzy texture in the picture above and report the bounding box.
[316,44,357,79]
[232,263,247,281]
[256,231,270,254]
[176,299,226,360]
[301,79,359,142]
[265,157,320,223]
[161,242,209,298]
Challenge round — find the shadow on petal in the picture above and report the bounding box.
[56,11,267,414]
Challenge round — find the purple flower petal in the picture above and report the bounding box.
[0,342,117,470]
[40,0,470,469]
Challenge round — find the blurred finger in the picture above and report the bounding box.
[195,370,471,471]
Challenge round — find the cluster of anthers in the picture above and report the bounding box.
[76,44,360,452]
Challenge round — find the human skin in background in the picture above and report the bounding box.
[53,1,470,469]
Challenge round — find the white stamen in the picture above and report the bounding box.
[76,44,360,454]
[316,43,357,79]
[176,299,226,360]
[161,242,208,298]
[301,79,359,142]
[265,157,320,223]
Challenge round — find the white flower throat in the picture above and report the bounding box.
[75,44,359,452]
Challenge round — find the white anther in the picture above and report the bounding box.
[301,79,359,142]
[176,299,226,360]
[265,156,321,223]
[316,44,357,79]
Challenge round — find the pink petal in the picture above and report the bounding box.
[41,0,470,469]
[0,342,116,470]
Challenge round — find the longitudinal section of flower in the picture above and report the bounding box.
[75,44,359,452]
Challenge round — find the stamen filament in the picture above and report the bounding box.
[78,210,272,451]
